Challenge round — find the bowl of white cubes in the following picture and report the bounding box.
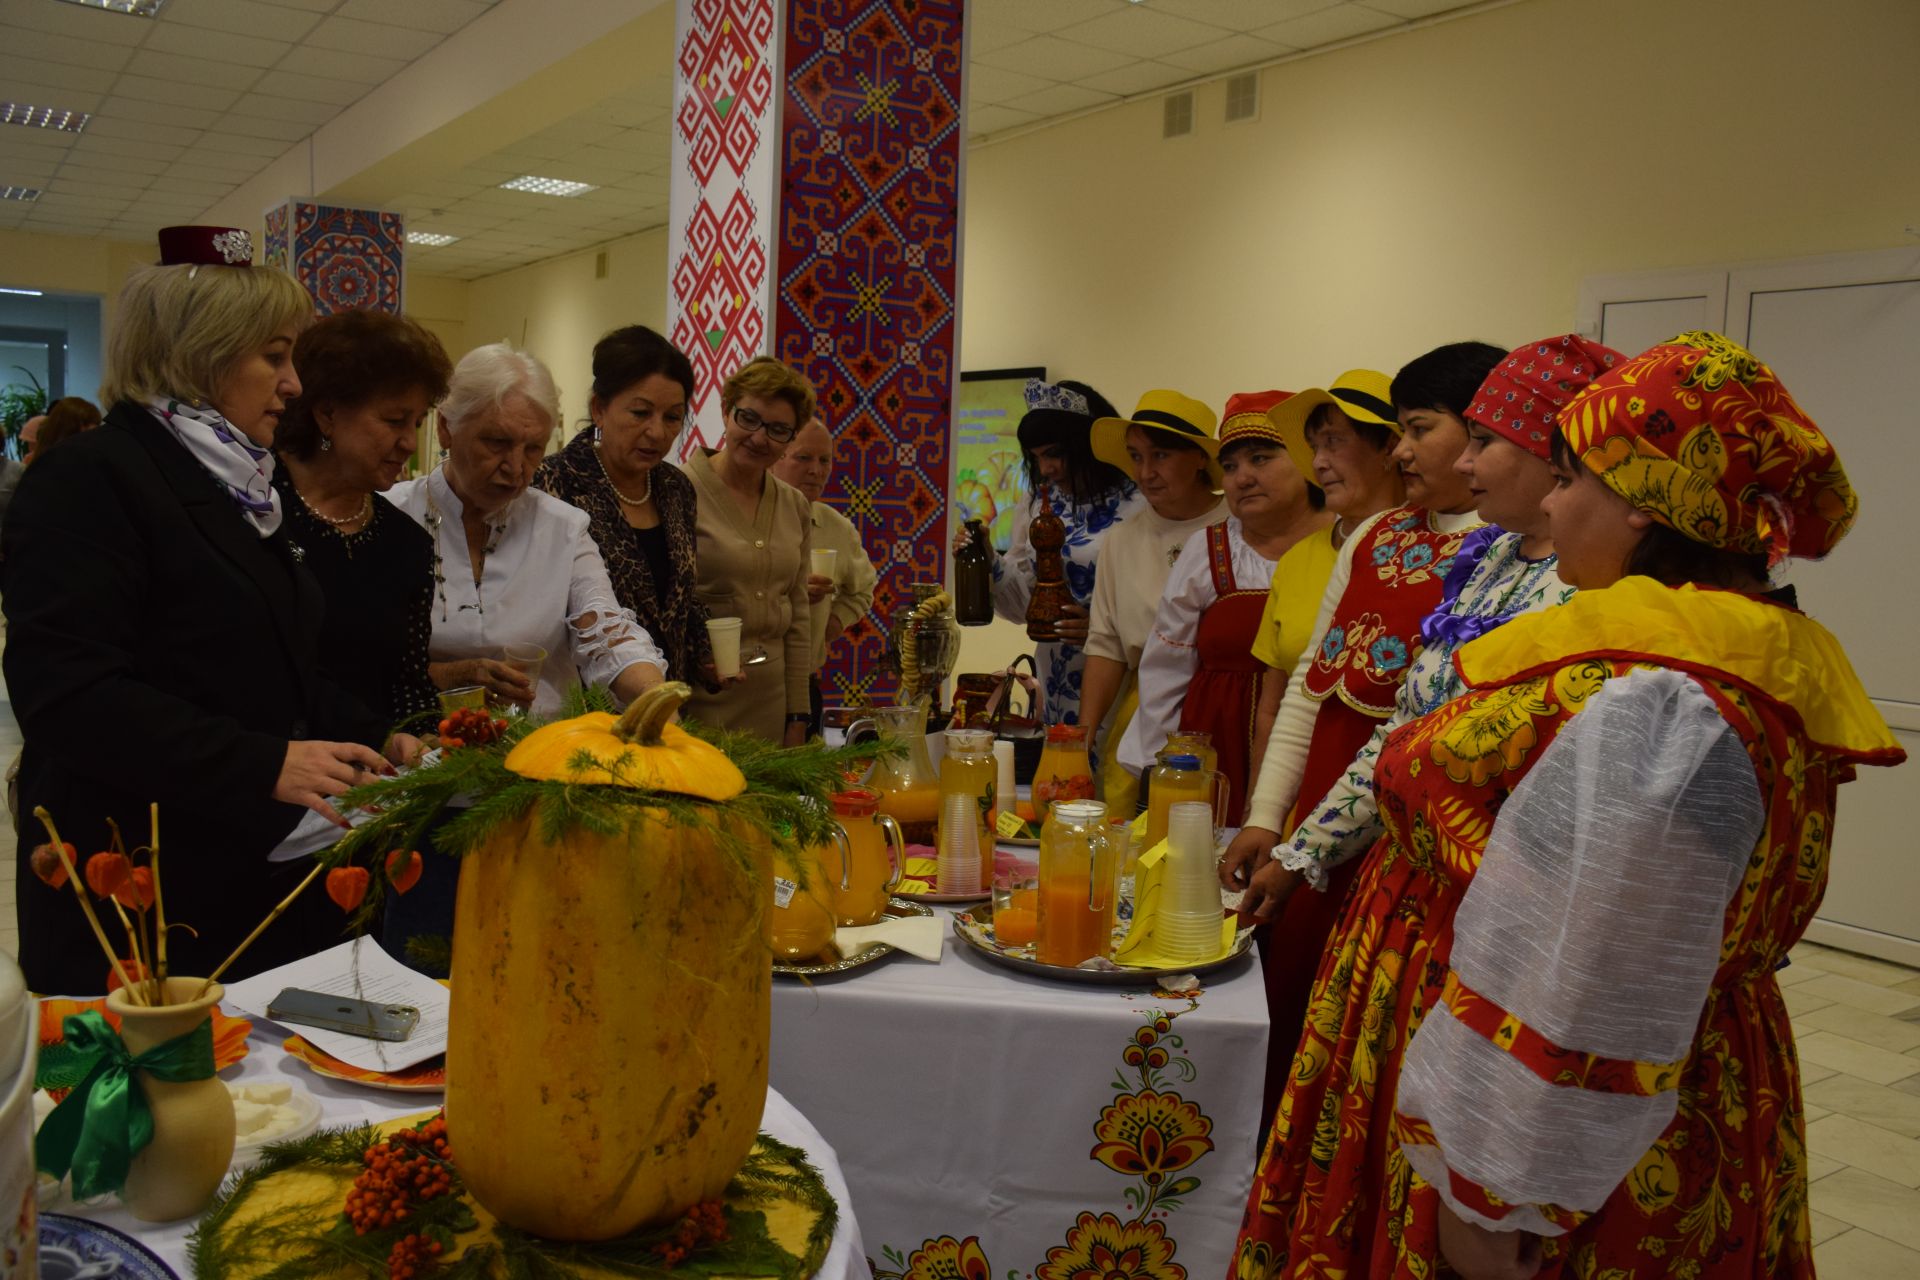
[228,1079,322,1161]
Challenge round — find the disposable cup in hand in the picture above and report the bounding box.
[810,547,838,580]
[501,642,546,684]
[707,617,744,678]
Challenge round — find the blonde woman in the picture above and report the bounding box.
[2,227,398,994]
[686,357,816,744]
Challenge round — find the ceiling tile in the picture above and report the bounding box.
[304,14,442,60]
[966,63,1056,106]
[172,149,270,177]
[1255,3,1401,48]
[207,113,314,141]
[1159,32,1291,73]
[0,80,108,116]
[0,25,137,73]
[80,117,207,147]
[44,178,149,201]
[109,75,243,113]
[1054,7,1236,57]
[266,71,370,107]
[0,162,57,185]
[141,24,293,68]
[0,1,153,46]
[965,19,1029,57]
[1073,60,1195,96]
[192,130,292,157]
[47,161,157,188]
[1000,83,1117,117]
[0,52,118,95]
[97,96,223,130]
[69,136,187,164]
[0,136,78,166]
[1363,0,1473,16]
[163,0,324,42]
[146,177,236,200]
[335,0,490,35]
[1157,0,1344,28]
[964,103,1041,137]
[277,46,407,84]
[230,92,338,125]
[974,35,1136,81]
[127,50,266,91]
[158,160,259,184]
[258,0,350,11]
[970,0,1122,36]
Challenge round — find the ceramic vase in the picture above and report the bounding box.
[105,978,235,1222]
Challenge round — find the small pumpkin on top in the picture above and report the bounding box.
[504,681,745,799]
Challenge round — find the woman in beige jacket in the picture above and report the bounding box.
[685,357,815,744]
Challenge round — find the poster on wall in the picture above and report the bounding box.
[953,367,1042,552]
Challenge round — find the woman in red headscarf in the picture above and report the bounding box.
[1231,332,1905,1280]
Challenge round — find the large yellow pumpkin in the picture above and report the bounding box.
[447,683,771,1240]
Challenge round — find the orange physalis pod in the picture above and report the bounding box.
[117,866,156,911]
[84,852,133,902]
[30,842,74,890]
[326,866,371,913]
[386,850,424,896]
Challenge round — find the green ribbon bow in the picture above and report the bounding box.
[36,1010,216,1200]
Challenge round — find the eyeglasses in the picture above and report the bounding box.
[730,404,798,444]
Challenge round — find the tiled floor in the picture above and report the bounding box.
[0,681,1915,1271]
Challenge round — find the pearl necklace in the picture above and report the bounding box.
[297,487,372,529]
[595,444,652,506]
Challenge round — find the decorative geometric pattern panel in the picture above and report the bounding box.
[772,0,966,707]
[668,0,781,453]
[266,200,405,316]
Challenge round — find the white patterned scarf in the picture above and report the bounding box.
[145,396,282,537]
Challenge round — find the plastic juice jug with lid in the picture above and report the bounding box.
[1145,753,1229,854]
[820,788,904,926]
[1035,800,1120,968]
[1158,729,1217,777]
[767,840,840,963]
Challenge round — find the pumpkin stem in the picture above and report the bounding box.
[614,680,693,745]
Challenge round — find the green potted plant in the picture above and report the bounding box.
[1,367,49,459]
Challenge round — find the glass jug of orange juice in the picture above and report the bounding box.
[848,702,941,845]
[1035,800,1120,967]
[820,787,905,926]
[1143,753,1229,857]
[1159,730,1217,777]
[767,834,843,964]
[1032,723,1094,822]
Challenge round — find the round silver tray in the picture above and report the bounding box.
[771,898,935,978]
[950,900,1256,985]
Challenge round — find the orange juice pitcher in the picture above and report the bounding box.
[1160,730,1217,777]
[767,837,841,964]
[1144,753,1229,854]
[821,788,905,926]
[1032,723,1094,822]
[849,702,941,845]
[1035,800,1120,967]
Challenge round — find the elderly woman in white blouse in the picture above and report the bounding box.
[385,342,667,717]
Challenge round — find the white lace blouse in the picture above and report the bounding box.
[384,469,667,716]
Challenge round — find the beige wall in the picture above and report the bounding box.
[956,0,1920,412]
[439,224,671,436]
[0,230,152,337]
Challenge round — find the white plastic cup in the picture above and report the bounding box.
[810,547,838,580]
[706,617,744,678]
[1155,911,1223,964]
[938,791,982,894]
[1165,802,1221,914]
[994,740,1016,817]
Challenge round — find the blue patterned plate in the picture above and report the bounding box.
[38,1213,179,1280]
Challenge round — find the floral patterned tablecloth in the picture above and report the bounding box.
[770,908,1268,1280]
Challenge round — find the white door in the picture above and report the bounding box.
[1578,268,1728,352]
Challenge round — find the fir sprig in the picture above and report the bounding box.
[326,684,893,910]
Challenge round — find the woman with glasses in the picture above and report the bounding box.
[685,357,816,744]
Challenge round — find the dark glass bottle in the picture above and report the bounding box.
[1026,487,1071,642]
[954,518,994,626]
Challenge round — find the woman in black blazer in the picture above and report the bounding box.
[2,227,401,994]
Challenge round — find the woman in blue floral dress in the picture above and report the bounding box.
[974,378,1143,725]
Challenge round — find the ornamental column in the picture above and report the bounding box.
[667,0,967,707]
[263,200,406,315]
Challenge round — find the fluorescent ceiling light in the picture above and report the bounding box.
[54,0,169,15]
[0,287,45,296]
[500,175,596,197]
[0,187,43,202]
[0,104,91,134]
[406,231,460,247]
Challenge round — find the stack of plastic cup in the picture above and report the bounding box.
[938,791,982,894]
[1155,802,1223,963]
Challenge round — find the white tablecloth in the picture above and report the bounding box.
[51,1018,867,1280]
[771,905,1268,1280]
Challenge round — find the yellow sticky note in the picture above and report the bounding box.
[1133,837,1171,870]
[995,809,1027,839]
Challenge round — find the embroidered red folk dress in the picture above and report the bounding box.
[1233,580,1904,1280]
[1256,507,1471,1123]
[1175,521,1276,825]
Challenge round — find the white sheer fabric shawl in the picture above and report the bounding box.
[1396,668,1765,1235]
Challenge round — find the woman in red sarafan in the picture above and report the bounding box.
[1232,331,1905,1279]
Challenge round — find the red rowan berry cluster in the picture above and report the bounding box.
[651,1201,729,1266]
[386,1232,444,1280]
[344,1116,455,1243]
[438,709,507,748]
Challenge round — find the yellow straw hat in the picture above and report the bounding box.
[1089,389,1224,487]
[1263,369,1399,480]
